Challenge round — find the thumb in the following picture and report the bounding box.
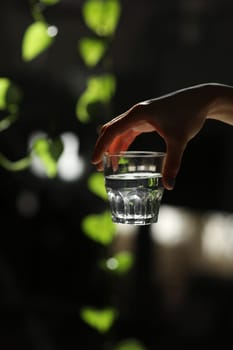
[163,139,187,190]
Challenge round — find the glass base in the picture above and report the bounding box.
[112,215,158,225]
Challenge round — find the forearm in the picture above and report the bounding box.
[141,82,233,126]
[205,83,233,126]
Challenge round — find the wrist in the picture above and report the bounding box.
[205,83,233,125]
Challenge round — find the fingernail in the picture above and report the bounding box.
[166,178,176,190]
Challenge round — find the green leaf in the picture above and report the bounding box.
[76,74,116,122]
[0,78,10,109]
[0,114,18,132]
[102,251,134,274]
[87,172,108,200]
[81,211,116,245]
[78,37,107,67]
[118,157,129,165]
[114,339,147,350]
[82,0,121,37]
[0,78,22,110]
[80,307,118,333]
[22,21,55,61]
[0,78,22,131]
[40,0,60,5]
[6,83,22,106]
[49,138,64,161]
[32,136,64,177]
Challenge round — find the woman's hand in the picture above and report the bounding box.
[92,83,233,189]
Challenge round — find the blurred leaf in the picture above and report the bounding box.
[81,211,116,245]
[0,78,22,131]
[49,138,64,161]
[80,307,118,333]
[6,83,22,106]
[101,251,134,274]
[40,0,60,5]
[0,78,22,110]
[0,114,18,132]
[114,339,147,350]
[0,153,31,171]
[22,21,55,61]
[87,172,108,200]
[0,78,10,109]
[82,0,121,37]
[32,136,64,177]
[78,37,107,67]
[119,157,129,165]
[76,74,116,122]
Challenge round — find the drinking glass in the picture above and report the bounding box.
[103,151,166,225]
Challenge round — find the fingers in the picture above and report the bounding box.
[92,126,117,170]
[93,128,140,171]
[108,129,139,154]
[162,139,187,190]
[92,106,147,169]
[92,116,187,191]
[92,112,129,168]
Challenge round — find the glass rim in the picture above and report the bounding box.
[103,151,166,158]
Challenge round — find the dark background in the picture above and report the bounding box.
[1,0,233,349]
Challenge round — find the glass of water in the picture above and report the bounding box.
[103,151,166,225]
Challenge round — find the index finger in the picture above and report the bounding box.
[92,112,128,165]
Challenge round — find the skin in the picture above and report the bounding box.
[92,82,233,190]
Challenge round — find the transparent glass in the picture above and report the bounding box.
[103,151,166,225]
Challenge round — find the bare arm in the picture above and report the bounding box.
[92,82,233,189]
[204,83,233,125]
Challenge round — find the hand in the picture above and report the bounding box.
[92,83,233,189]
